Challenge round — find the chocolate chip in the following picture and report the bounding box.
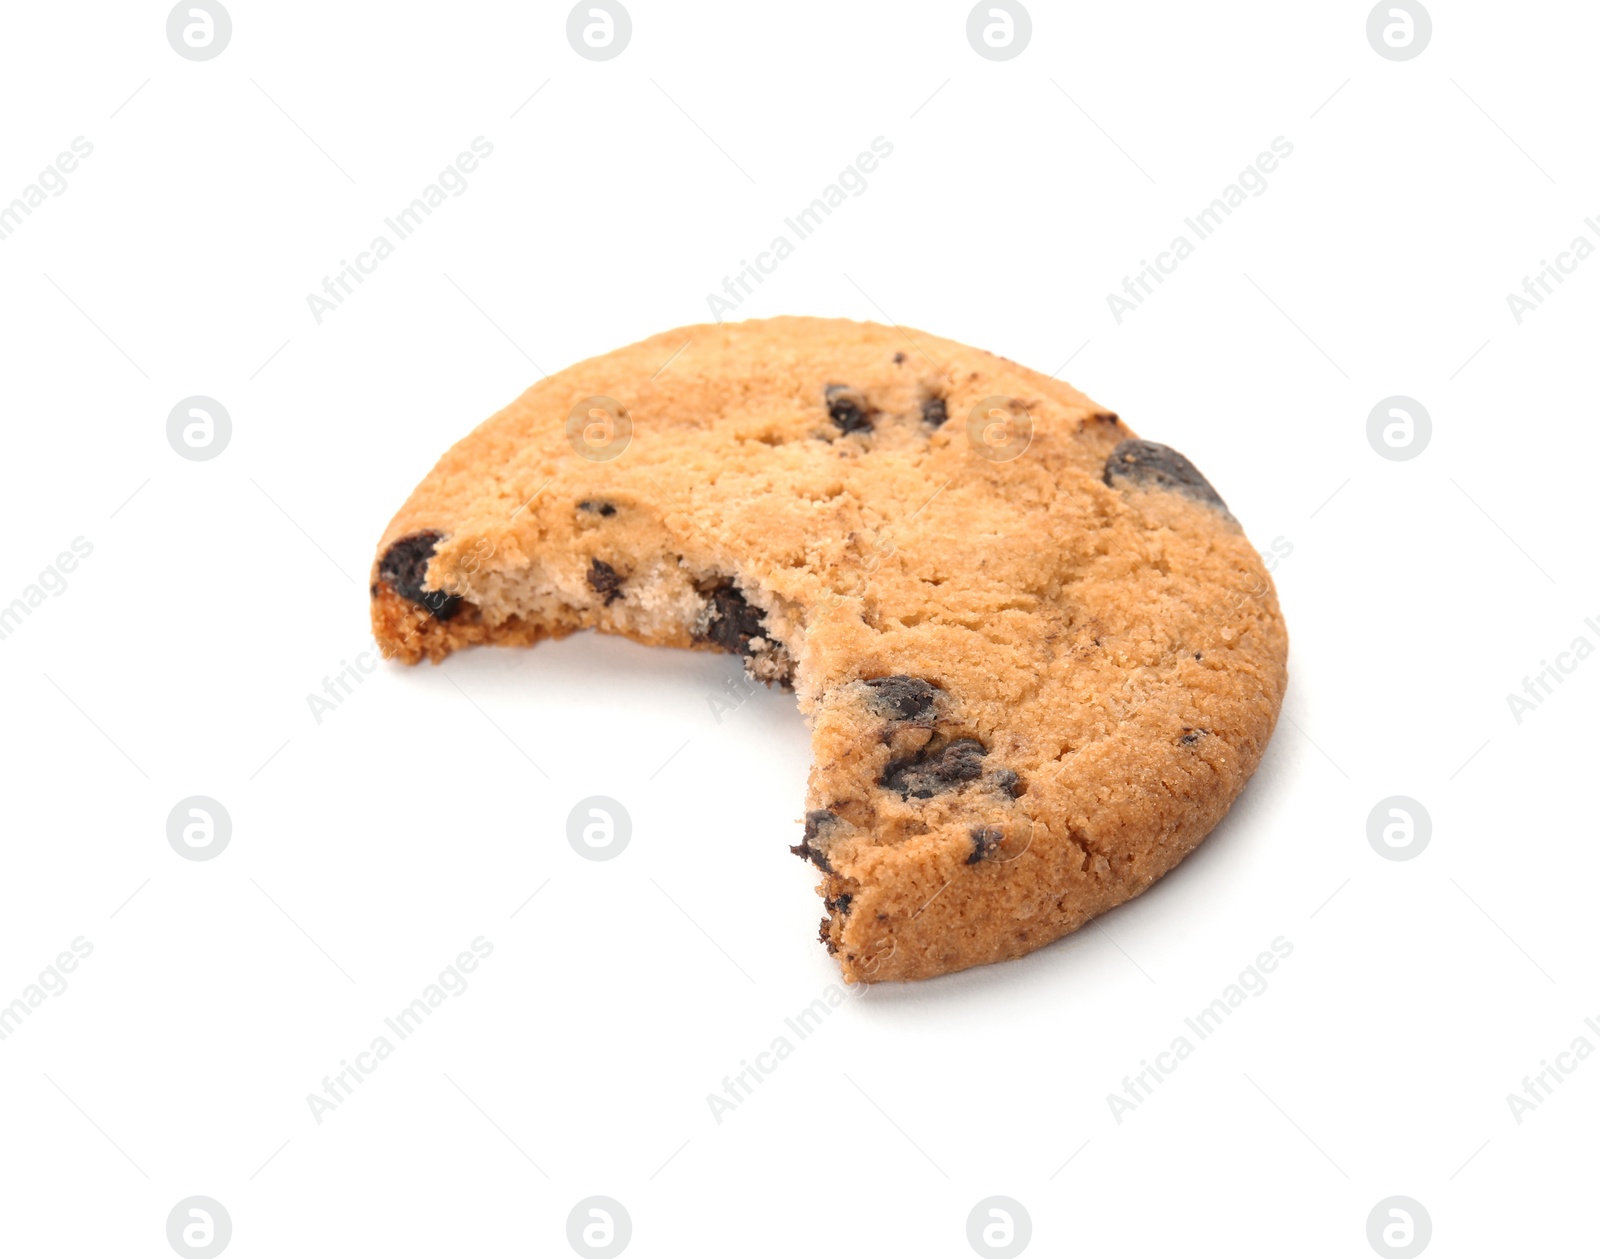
[587,558,624,605]
[378,531,461,620]
[892,352,905,364]
[791,810,839,871]
[825,892,853,916]
[790,841,833,872]
[697,581,794,687]
[1179,728,1210,746]
[804,809,838,841]
[789,841,825,870]
[991,769,1026,798]
[824,384,873,433]
[578,500,616,517]
[697,584,770,656]
[1103,439,1228,510]
[967,826,1004,864]
[921,396,949,428]
[862,675,939,722]
[882,738,987,799]
[1194,652,1203,661]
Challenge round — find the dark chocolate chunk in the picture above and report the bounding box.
[825,892,853,916]
[1103,439,1227,510]
[697,582,795,688]
[587,558,624,605]
[882,738,988,799]
[824,384,873,433]
[921,396,949,428]
[803,809,838,841]
[862,675,939,722]
[892,351,906,364]
[791,810,838,872]
[698,584,769,656]
[578,500,617,517]
[1179,728,1210,746]
[790,841,832,872]
[967,826,1004,864]
[378,531,461,620]
[991,769,1026,798]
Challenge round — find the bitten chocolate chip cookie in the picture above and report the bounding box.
[371,317,1288,982]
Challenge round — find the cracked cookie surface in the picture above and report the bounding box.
[370,316,1288,982]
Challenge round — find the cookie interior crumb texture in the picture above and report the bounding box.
[371,316,1289,983]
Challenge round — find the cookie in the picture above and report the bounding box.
[371,316,1288,982]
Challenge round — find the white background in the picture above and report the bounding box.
[1,1,1596,1255]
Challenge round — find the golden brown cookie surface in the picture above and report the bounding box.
[371,316,1288,982]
